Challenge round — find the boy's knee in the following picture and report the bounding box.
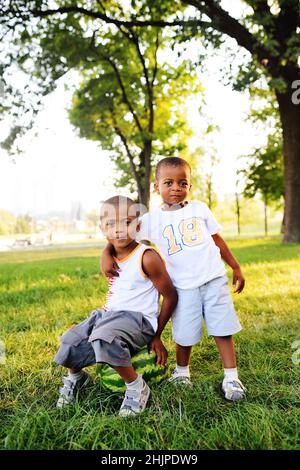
[214,335,232,339]
[92,336,131,367]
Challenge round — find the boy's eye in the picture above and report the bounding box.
[164,181,172,186]
[181,182,188,187]
[106,221,115,227]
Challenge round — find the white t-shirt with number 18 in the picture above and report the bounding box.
[136,201,226,289]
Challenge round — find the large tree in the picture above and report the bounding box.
[1,0,299,240]
[67,26,198,207]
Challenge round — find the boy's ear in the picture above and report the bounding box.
[154,180,159,193]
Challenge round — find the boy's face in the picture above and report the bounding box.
[154,164,192,206]
[100,203,139,249]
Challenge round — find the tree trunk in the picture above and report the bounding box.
[138,140,152,210]
[235,192,241,236]
[263,196,268,237]
[276,76,300,243]
[280,210,285,235]
[140,187,150,210]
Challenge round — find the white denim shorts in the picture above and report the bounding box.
[171,275,242,346]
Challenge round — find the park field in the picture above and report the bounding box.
[0,239,299,450]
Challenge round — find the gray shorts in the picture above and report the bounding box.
[172,275,242,346]
[54,309,155,369]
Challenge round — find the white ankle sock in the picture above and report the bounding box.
[68,370,84,382]
[175,365,190,377]
[224,368,238,381]
[126,374,144,391]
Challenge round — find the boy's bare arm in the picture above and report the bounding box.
[101,243,119,278]
[211,233,245,294]
[142,249,178,365]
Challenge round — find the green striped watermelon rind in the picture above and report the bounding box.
[97,348,169,393]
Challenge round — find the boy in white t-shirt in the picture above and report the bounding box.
[102,158,246,401]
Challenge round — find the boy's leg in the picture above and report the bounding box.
[170,288,202,385]
[55,310,103,408]
[214,335,246,401]
[214,335,236,368]
[89,310,154,416]
[168,344,193,385]
[176,344,192,367]
[57,368,91,408]
[113,365,151,417]
[113,365,138,383]
[202,276,245,401]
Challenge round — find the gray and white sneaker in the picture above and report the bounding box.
[168,369,192,386]
[56,371,91,408]
[119,380,151,417]
[222,378,246,401]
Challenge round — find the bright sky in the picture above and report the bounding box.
[0,0,265,217]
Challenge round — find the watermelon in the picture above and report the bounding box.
[97,347,169,393]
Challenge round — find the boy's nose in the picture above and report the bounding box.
[114,226,126,237]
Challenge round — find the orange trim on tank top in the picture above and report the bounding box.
[113,243,141,263]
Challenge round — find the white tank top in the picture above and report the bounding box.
[103,243,159,331]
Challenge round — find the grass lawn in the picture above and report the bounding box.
[0,239,299,450]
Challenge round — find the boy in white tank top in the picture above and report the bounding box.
[54,196,178,416]
[102,158,247,401]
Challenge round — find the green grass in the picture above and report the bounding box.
[0,239,299,450]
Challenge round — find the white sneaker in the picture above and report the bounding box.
[168,369,192,386]
[119,380,151,417]
[56,371,91,408]
[222,378,246,401]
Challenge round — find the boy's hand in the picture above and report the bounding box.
[148,336,168,367]
[103,259,120,279]
[233,266,245,293]
[211,233,245,293]
[100,243,119,278]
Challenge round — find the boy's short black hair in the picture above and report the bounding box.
[100,196,144,221]
[155,157,191,179]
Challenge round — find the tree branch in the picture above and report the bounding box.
[244,0,271,18]
[276,0,300,42]
[120,27,155,132]
[110,108,142,199]
[151,30,160,88]
[100,0,155,136]
[106,55,144,135]
[182,0,272,61]
[89,36,144,135]
[120,26,151,89]
[24,5,210,29]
